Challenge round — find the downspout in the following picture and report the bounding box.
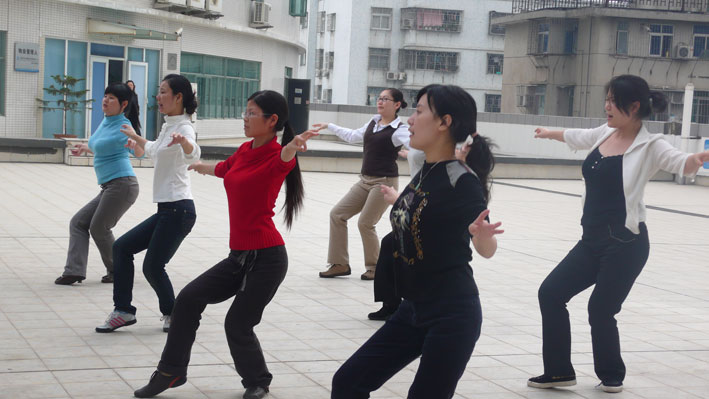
[584,16,593,117]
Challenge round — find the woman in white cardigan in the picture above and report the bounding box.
[527,75,709,393]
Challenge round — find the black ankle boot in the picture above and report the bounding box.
[243,386,269,399]
[367,302,399,321]
[134,370,186,398]
[54,275,85,285]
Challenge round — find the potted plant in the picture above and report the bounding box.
[36,74,93,139]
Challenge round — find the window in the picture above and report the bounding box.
[533,85,546,115]
[485,94,501,113]
[317,11,326,33]
[368,48,390,70]
[649,24,673,57]
[400,8,463,33]
[536,23,549,54]
[324,89,333,103]
[563,23,578,54]
[327,13,336,32]
[692,91,709,124]
[399,50,459,72]
[371,7,393,30]
[289,0,307,17]
[616,21,629,55]
[489,11,509,35]
[0,31,5,116]
[366,86,386,105]
[181,52,260,120]
[693,25,709,58]
[315,49,324,70]
[315,84,322,101]
[299,52,306,66]
[327,51,334,70]
[558,86,575,117]
[486,53,503,74]
[284,66,293,78]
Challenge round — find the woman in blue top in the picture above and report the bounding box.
[55,83,141,285]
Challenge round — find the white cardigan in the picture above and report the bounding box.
[564,123,691,234]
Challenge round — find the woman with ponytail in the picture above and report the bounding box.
[96,74,201,334]
[527,75,709,393]
[314,88,410,280]
[332,84,504,398]
[55,82,140,285]
[133,90,317,399]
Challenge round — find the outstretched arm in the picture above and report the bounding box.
[468,209,504,259]
[281,130,319,162]
[683,150,709,176]
[188,161,216,176]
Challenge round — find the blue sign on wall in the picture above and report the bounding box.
[15,42,39,72]
[704,139,709,169]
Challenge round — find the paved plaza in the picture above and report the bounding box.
[0,162,708,399]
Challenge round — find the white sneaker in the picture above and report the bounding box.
[96,311,136,333]
[161,315,171,333]
[597,382,623,393]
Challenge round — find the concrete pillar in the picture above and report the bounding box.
[676,83,697,185]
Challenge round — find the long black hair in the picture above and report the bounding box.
[383,88,408,115]
[163,74,199,115]
[105,82,141,136]
[416,84,495,202]
[247,90,304,229]
[605,74,667,119]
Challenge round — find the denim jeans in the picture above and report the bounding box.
[157,245,288,389]
[113,200,196,316]
[332,295,482,399]
[538,222,649,383]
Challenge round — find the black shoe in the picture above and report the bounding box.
[598,381,623,393]
[54,275,85,285]
[367,304,399,321]
[243,386,269,399]
[527,374,576,389]
[101,273,114,283]
[134,370,186,398]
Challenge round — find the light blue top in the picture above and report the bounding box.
[88,114,136,185]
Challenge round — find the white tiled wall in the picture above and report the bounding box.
[0,0,305,139]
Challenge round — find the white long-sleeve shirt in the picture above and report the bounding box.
[143,114,201,203]
[328,114,411,149]
[564,123,691,234]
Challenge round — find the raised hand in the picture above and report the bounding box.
[120,124,139,139]
[124,138,137,151]
[168,132,186,147]
[311,123,329,132]
[468,209,504,239]
[380,184,399,205]
[288,130,319,153]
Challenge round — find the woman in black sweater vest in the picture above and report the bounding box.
[331,84,503,398]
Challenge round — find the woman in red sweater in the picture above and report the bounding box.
[134,90,317,399]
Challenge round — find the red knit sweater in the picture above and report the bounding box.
[215,136,296,250]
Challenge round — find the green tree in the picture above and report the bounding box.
[36,74,93,137]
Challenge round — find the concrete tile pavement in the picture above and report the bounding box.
[0,162,707,398]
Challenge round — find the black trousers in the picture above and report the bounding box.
[332,295,482,399]
[373,232,400,306]
[157,245,288,389]
[538,223,649,383]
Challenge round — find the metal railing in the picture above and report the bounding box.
[511,0,709,13]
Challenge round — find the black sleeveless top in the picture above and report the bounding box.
[581,147,626,227]
[361,120,401,177]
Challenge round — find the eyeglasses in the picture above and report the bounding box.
[241,111,273,119]
[377,97,394,103]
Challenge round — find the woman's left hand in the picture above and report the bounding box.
[468,209,504,239]
[124,138,137,151]
[168,132,186,147]
[288,130,319,153]
[120,124,139,139]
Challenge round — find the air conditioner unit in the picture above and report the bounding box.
[205,0,222,13]
[516,95,529,107]
[402,18,414,29]
[675,44,693,59]
[670,92,684,104]
[250,2,272,28]
[386,71,398,80]
[187,0,205,10]
[398,72,407,81]
[155,0,187,6]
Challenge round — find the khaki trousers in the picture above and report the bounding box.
[328,175,398,270]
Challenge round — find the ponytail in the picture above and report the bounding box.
[464,134,495,203]
[280,120,304,229]
[124,96,141,136]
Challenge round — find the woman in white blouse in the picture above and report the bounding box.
[527,75,709,393]
[96,74,201,333]
[314,88,410,280]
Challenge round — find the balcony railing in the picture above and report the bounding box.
[511,0,709,13]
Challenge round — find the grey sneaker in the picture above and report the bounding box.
[96,310,136,333]
[161,315,171,333]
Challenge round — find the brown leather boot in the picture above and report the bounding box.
[318,264,351,278]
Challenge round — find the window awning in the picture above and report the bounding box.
[87,19,179,41]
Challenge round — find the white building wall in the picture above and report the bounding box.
[0,0,306,139]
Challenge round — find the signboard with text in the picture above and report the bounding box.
[15,42,39,72]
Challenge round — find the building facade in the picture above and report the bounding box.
[306,0,513,112]
[0,0,308,141]
[494,0,709,123]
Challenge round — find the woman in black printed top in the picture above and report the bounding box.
[330,84,504,399]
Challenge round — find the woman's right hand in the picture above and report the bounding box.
[398,149,409,159]
[380,184,399,205]
[534,127,552,139]
[120,124,139,139]
[311,123,329,132]
[70,143,88,156]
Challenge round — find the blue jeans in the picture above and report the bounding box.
[332,295,482,399]
[113,200,196,315]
